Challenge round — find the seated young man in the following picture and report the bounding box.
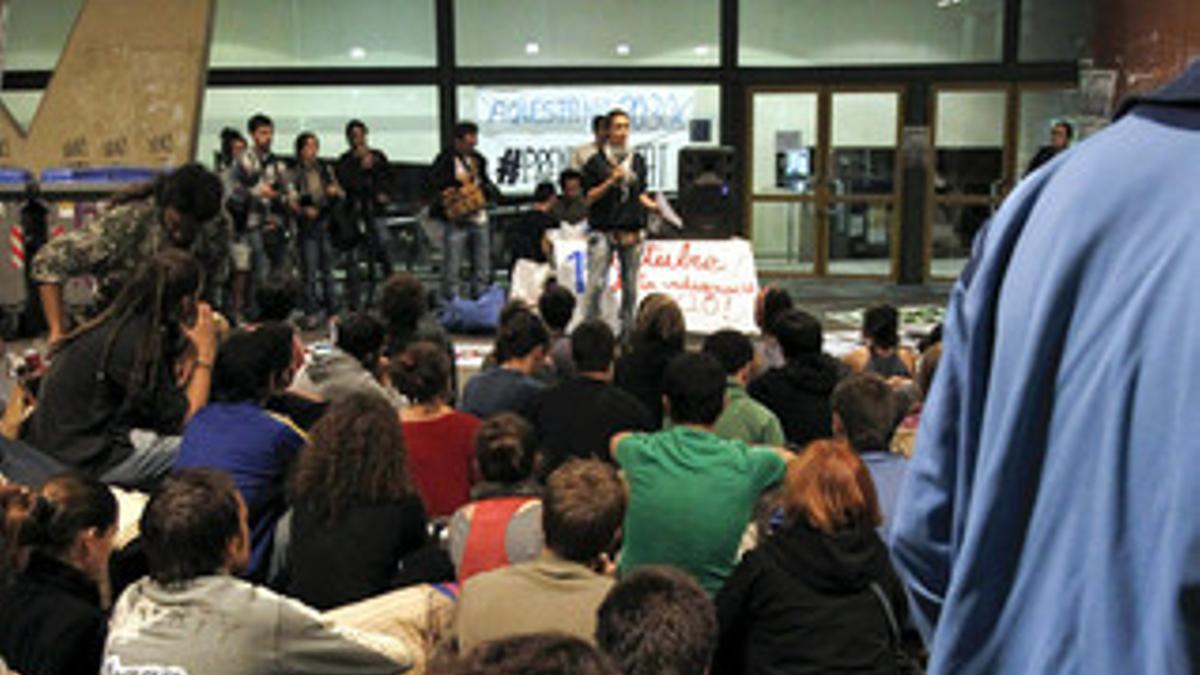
[537,282,577,384]
[175,324,307,581]
[525,320,653,479]
[508,182,558,266]
[447,413,544,582]
[453,459,626,652]
[293,311,404,407]
[596,566,718,675]
[461,310,549,419]
[612,352,790,595]
[747,308,847,448]
[102,469,408,674]
[831,372,908,532]
[702,329,786,447]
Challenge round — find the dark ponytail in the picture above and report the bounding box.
[17,474,117,559]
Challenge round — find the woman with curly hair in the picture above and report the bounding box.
[286,393,428,610]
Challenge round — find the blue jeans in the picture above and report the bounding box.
[442,218,492,300]
[98,430,181,492]
[298,222,337,315]
[585,231,641,333]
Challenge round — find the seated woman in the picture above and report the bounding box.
[613,294,686,429]
[393,341,482,519]
[713,439,910,675]
[175,323,306,581]
[0,473,118,675]
[287,393,428,611]
[24,250,217,491]
[843,304,918,379]
[447,413,543,582]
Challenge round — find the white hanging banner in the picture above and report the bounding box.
[474,86,697,193]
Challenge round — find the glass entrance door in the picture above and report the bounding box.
[747,87,902,278]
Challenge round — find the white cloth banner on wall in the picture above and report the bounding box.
[550,237,760,335]
[474,86,697,193]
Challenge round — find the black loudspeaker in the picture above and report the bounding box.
[677,146,739,239]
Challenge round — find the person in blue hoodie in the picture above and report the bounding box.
[890,62,1200,674]
[175,322,306,581]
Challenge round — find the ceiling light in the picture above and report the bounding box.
[616,42,631,56]
[525,41,540,55]
[348,46,367,60]
[693,45,710,56]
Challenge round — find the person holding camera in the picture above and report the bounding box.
[430,121,501,301]
[289,132,344,323]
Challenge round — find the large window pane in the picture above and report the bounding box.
[197,86,439,165]
[751,202,817,274]
[751,93,819,196]
[1020,0,1094,62]
[5,0,83,70]
[211,0,436,67]
[831,92,899,195]
[457,85,720,193]
[741,0,1003,66]
[934,90,1006,196]
[455,0,719,66]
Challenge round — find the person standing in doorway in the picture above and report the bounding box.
[1024,120,1074,176]
[431,121,500,301]
[582,109,658,336]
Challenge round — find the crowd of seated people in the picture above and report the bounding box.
[0,240,945,674]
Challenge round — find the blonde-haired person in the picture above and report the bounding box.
[713,440,910,675]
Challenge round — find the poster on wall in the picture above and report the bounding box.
[473,86,703,194]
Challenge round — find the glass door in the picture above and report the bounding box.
[928,87,1009,280]
[747,87,902,278]
[747,90,820,274]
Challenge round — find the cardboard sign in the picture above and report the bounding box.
[551,237,760,335]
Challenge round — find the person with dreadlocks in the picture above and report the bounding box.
[23,249,218,491]
[32,162,229,344]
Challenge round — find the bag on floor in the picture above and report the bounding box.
[438,284,506,334]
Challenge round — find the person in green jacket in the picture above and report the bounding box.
[703,330,786,447]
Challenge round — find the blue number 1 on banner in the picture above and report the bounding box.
[567,250,586,294]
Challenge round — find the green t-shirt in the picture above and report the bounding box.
[615,426,787,594]
[713,379,786,447]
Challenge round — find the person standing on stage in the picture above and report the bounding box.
[336,119,394,310]
[431,121,500,301]
[288,132,344,323]
[228,113,290,318]
[570,114,608,171]
[582,109,658,336]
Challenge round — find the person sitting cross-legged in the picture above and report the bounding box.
[447,413,543,582]
[102,468,409,674]
[452,459,626,653]
[175,323,307,581]
[525,319,653,480]
[612,352,790,595]
[461,310,549,420]
[702,329,785,447]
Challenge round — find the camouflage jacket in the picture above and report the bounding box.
[31,197,231,310]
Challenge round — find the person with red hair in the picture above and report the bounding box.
[713,440,910,674]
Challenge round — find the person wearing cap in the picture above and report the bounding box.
[32,162,230,344]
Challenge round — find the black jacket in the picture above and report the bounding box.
[336,147,392,207]
[713,519,908,675]
[0,552,107,675]
[428,147,500,221]
[614,341,684,429]
[748,354,846,448]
